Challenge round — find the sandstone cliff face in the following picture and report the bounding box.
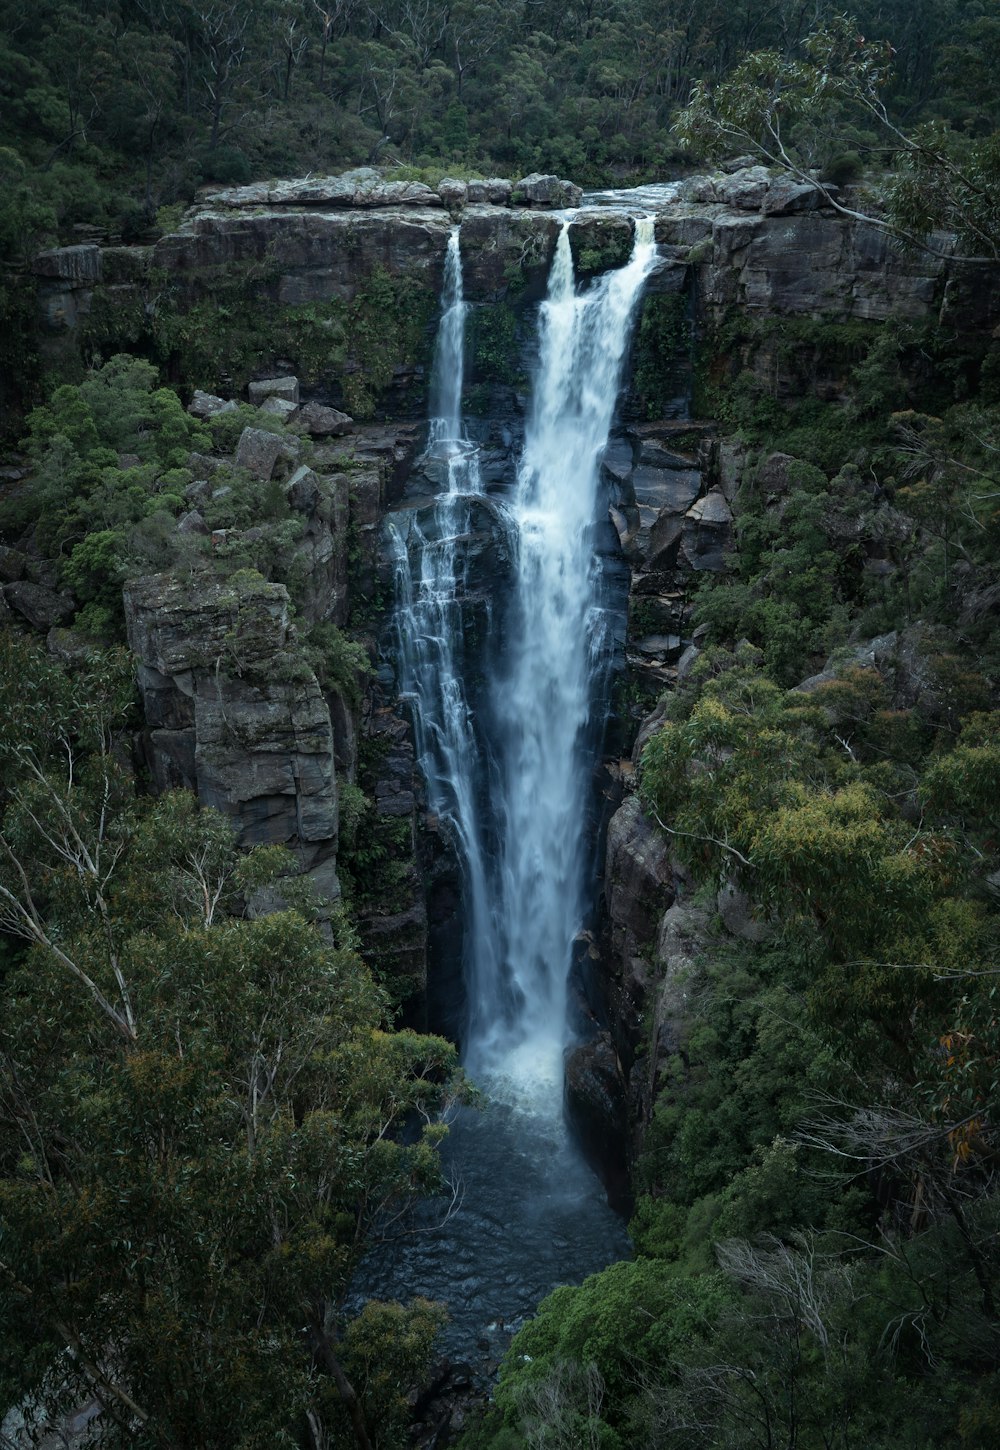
[36,167,998,404]
[124,571,341,902]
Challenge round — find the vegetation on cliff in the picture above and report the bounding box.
[0,633,464,1447]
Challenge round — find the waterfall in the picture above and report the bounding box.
[466,219,659,1100]
[392,217,658,1107]
[388,229,499,1021]
[356,215,657,1361]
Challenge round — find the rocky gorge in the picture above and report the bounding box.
[13,157,1000,1238]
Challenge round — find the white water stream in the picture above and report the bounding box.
[469,219,659,1104]
[364,218,658,1361]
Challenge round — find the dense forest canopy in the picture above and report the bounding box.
[1,0,1000,256]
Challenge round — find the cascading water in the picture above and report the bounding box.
[468,218,659,1100]
[357,216,658,1363]
[386,229,500,1033]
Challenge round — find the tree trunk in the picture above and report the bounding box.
[312,1329,374,1450]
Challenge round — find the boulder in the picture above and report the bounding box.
[635,633,683,661]
[717,438,746,501]
[0,545,26,583]
[46,627,103,666]
[631,464,702,515]
[260,396,298,423]
[187,451,224,476]
[465,178,513,205]
[602,437,635,485]
[32,243,102,283]
[436,177,468,208]
[754,452,799,496]
[234,426,284,480]
[177,509,209,536]
[793,631,899,697]
[202,168,442,210]
[295,400,353,437]
[681,489,733,572]
[719,165,772,210]
[512,173,583,208]
[248,376,300,406]
[653,900,712,1057]
[124,572,340,895]
[123,571,291,678]
[718,877,773,943]
[605,793,675,950]
[763,174,835,215]
[676,643,700,682]
[188,389,237,418]
[285,464,322,513]
[4,581,76,629]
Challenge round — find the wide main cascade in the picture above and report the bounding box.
[395,216,659,1096]
[370,215,658,1351]
[471,218,659,1097]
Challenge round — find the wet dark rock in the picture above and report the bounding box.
[564,1032,629,1202]
[602,436,635,484]
[568,212,635,276]
[295,400,353,436]
[4,581,76,630]
[459,210,560,301]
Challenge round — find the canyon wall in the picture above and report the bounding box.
[24,164,1000,1051]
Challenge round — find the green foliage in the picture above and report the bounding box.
[469,303,519,386]
[340,267,436,419]
[0,639,461,1446]
[306,621,373,709]
[494,1264,730,1443]
[632,291,690,420]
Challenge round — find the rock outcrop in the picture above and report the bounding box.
[124,571,341,903]
[202,167,444,210]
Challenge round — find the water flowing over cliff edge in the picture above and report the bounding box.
[353,217,658,1363]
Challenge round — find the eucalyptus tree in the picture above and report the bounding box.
[0,635,464,1448]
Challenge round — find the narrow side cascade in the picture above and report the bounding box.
[467,218,659,1100]
[387,228,499,1021]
